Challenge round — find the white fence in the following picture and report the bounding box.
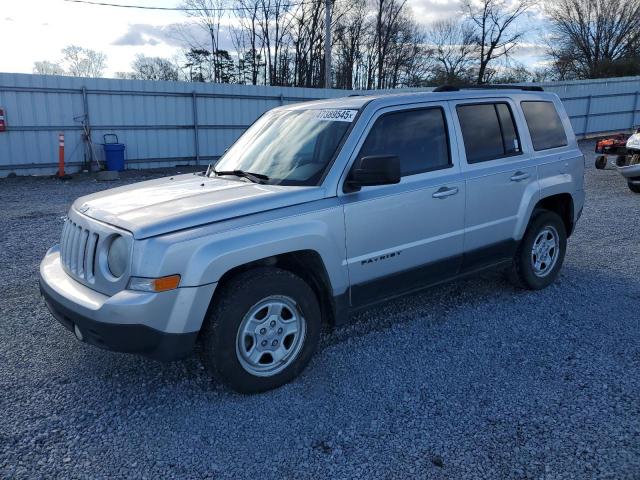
[1,72,639,176]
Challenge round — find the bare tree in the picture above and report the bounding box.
[182,0,225,82]
[546,0,640,79]
[120,55,180,81]
[427,19,477,85]
[257,0,294,86]
[33,61,65,76]
[61,45,107,77]
[383,13,430,88]
[491,62,533,82]
[334,0,368,89]
[232,0,264,84]
[170,0,442,88]
[289,0,326,87]
[371,0,408,89]
[464,0,534,83]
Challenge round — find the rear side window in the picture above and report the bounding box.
[456,103,521,163]
[358,107,451,176]
[521,101,568,151]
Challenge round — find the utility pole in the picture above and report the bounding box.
[324,0,331,89]
[209,24,216,83]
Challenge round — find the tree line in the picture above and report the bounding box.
[34,0,640,87]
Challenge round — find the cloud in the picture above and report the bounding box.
[4,17,14,21]
[409,0,464,23]
[516,43,547,58]
[112,22,236,51]
[112,24,178,47]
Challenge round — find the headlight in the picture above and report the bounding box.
[107,235,128,278]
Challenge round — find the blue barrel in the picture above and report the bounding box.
[103,134,125,171]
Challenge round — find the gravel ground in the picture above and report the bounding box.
[1,142,639,479]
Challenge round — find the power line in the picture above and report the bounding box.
[62,0,314,12]
[62,0,195,10]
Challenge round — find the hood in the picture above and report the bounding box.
[73,174,326,238]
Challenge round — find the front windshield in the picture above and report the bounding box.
[212,108,357,186]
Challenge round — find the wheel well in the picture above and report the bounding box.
[216,250,337,325]
[534,193,574,236]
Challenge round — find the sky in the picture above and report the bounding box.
[0,0,546,78]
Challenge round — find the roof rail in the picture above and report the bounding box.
[433,84,544,92]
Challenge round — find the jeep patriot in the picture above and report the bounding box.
[40,86,585,392]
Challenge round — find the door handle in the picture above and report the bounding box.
[432,186,459,199]
[510,171,531,182]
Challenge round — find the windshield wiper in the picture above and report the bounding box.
[213,168,269,184]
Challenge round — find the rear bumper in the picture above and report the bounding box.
[39,245,216,361]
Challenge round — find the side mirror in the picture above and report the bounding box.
[346,155,401,192]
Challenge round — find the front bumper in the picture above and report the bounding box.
[599,152,640,178]
[39,245,216,361]
[617,163,640,179]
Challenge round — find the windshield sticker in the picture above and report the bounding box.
[311,109,358,122]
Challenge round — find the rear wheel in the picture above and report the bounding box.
[595,155,607,169]
[509,210,567,290]
[200,267,321,393]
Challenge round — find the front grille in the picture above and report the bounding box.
[60,218,99,283]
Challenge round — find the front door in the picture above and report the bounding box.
[340,104,466,307]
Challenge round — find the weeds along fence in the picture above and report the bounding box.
[1,72,639,176]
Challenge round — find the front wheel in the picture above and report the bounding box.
[200,267,321,393]
[628,181,640,194]
[509,210,567,290]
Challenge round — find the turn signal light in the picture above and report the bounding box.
[128,275,181,292]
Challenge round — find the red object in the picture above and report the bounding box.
[58,133,65,177]
[595,133,630,154]
[0,108,6,132]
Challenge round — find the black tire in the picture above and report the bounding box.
[628,181,640,194]
[615,155,628,167]
[200,267,321,394]
[594,155,607,169]
[509,210,567,290]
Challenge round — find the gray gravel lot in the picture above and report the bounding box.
[1,141,639,479]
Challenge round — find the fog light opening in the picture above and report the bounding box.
[73,324,84,342]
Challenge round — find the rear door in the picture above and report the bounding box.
[340,102,466,307]
[451,98,539,272]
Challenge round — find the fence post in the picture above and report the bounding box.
[81,86,94,168]
[584,95,592,137]
[192,91,200,166]
[58,132,65,177]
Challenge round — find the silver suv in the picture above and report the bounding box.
[40,87,585,393]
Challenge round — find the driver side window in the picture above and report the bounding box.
[357,107,451,177]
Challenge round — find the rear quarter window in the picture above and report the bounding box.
[521,101,568,151]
